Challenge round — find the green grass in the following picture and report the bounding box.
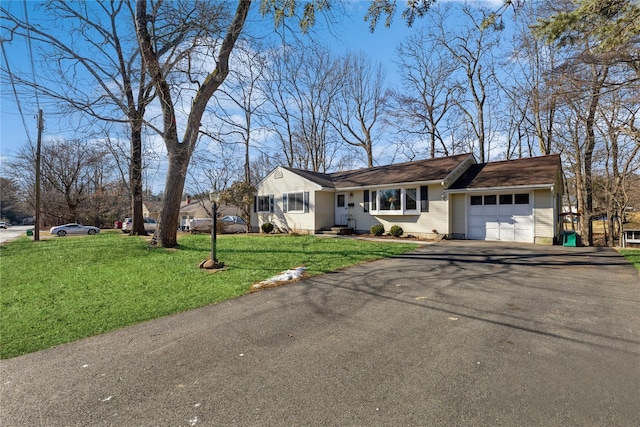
[0,232,417,359]
[619,249,640,271]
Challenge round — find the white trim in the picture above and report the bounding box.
[336,180,441,192]
[446,184,553,194]
[368,186,422,216]
[284,191,306,213]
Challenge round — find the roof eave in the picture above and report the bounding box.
[335,180,443,191]
[445,183,555,193]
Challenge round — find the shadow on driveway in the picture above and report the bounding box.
[2,240,639,426]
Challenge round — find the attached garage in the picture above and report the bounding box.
[468,193,533,243]
[447,155,563,245]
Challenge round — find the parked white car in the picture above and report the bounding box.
[0,221,7,229]
[122,217,157,233]
[50,223,100,237]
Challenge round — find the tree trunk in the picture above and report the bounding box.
[136,0,250,248]
[154,145,189,247]
[129,123,147,235]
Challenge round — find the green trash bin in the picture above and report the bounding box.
[26,229,33,236]
[563,231,576,247]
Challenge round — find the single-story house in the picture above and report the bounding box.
[251,153,564,245]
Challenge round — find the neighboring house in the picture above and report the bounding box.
[143,201,163,221]
[251,153,563,245]
[177,197,209,230]
[147,196,241,230]
[144,197,244,230]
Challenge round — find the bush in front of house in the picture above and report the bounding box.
[389,225,404,237]
[370,224,385,236]
[261,222,274,234]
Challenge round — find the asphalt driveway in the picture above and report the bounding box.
[1,241,639,426]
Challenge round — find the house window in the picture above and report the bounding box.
[499,194,513,205]
[256,195,273,213]
[420,186,429,212]
[283,192,309,213]
[337,194,345,208]
[470,193,531,206]
[379,189,401,211]
[368,187,429,214]
[484,195,497,205]
[405,188,417,211]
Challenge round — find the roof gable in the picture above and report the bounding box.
[284,153,474,189]
[449,155,561,190]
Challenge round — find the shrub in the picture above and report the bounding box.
[261,222,274,234]
[370,224,385,236]
[389,225,404,237]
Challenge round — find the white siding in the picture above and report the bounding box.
[450,193,466,238]
[351,184,448,237]
[252,167,319,233]
[533,189,554,243]
[314,191,335,230]
[349,190,379,232]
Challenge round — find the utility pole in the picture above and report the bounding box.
[34,109,43,241]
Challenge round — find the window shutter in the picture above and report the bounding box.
[282,193,288,213]
[269,194,274,213]
[420,186,429,212]
[254,196,257,213]
[363,191,369,212]
[304,192,309,213]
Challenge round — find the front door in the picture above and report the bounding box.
[335,193,348,226]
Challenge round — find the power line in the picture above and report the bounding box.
[0,41,33,145]
[23,0,40,111]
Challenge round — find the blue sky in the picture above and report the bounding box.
[0,0,505,185]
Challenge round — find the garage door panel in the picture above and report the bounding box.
[469,216,486,227]
[469,226,485,240]
[468,194,533,243]
[513,205,531,215]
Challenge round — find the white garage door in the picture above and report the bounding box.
[468,193,533,242]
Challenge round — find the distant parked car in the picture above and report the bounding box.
[0,221,7,229]
[122,217,157,233]
[220,215,247,233]
[189,218,212,233]
[188,215,247,234]
[50,223,100,237]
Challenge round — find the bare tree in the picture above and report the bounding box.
[260,43,300,168]
[503,2,561,157]
[332,51,388,167]
[135,0,249,247]
[261,42,342,172]
[0,177,30,224]
[1,0,155,235]
[8,138,116,226]
[434,5,502,163]
[206,42,269,184]
[393,27,457,159]
[596,93,640,246]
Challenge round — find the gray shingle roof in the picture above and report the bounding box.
[284,153,474,188]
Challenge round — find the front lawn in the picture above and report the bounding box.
[0,232,417,359]
[619,249,640,271]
